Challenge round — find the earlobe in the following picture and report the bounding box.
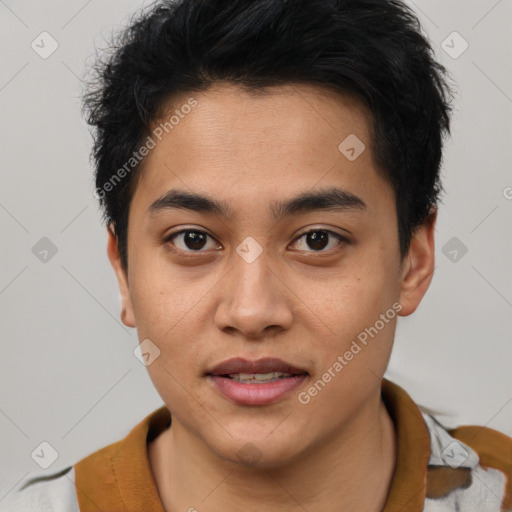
[106,224,136,328]
[398,209,437,317]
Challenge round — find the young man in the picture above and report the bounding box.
[2,0,511,511]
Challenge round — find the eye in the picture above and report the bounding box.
[290,229,348,253]
[163,227,348,254]
[163,229,220,252]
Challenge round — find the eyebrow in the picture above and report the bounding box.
[148,187,366,220]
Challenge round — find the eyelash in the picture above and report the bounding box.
[162,228,349,254]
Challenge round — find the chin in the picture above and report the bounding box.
[207,431,305,471]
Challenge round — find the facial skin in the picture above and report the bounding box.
[107,82,436,511]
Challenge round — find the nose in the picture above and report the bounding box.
[213,247,293,340]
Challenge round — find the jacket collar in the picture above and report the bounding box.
[75,378,436,511]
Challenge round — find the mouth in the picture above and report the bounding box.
[224,371,300,384]
[206,357,309,405]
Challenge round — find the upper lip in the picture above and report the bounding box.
[207,357,308,376]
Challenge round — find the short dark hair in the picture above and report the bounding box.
[82,0,455,270]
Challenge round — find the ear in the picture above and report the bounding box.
[106,224,136,328]
[398,209,437,317]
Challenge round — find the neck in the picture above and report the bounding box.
[149,393,397,512]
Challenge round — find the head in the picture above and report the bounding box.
[83,0,453,468]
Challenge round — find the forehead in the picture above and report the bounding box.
[131,82,390,218]
[151,82,373,155]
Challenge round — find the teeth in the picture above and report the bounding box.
[228,372,292,383]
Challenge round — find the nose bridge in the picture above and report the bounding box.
[230,241,276,308]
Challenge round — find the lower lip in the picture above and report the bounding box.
[208,375,308,405]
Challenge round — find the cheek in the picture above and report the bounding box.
[302,277,398,418]
[140,301,205,410]
[128,254,196,337]
[129,264,207,362]
[317,259,398,329]
[303,261,399,382]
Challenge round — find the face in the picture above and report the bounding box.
[108,82,435,468]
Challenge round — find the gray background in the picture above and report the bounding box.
[0,0,511,498]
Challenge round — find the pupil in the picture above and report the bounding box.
[308,231,328,250]
[185,231,206,250]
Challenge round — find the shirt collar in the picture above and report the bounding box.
[75,378,434,511]
[380,377,432,511]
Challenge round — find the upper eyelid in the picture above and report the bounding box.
[293,227,347,240]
